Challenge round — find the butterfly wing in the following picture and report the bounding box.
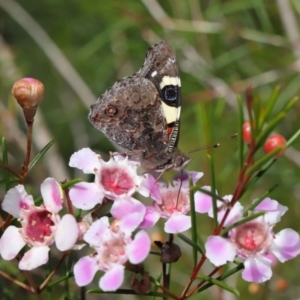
[89,75,170,169]
[137,41,182,153]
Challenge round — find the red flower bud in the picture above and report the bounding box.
[242,121,252,144]
[264,134,286,158]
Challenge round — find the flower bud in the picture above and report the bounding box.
[264,134,286,158]
[12,78,44,122]
[155,240,182,263]
[242,121,253,144]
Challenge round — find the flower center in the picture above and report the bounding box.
[158,185,189,217]
[101,167,134,195]
[25,210,54,243]
[102,237,126,265]
[233,221,270,256]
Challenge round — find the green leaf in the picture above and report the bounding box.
[61,178,83,189]
[207,155,217,228]
[192,187,225,203]
[198,264,244,293]
[1,137,10,191]
[0,177,19,185]
[189,177,198,265]
[86,288,170,297]
[48,272,74,287]
[246,147,282,175]
[28,140,55,172]
[255,112,286,149]
[196,275,240,296]
[243,184,278,216]
[287,127,300,147]
[281,96,298,114]
[177,233,204,255]
[258,86,280,130]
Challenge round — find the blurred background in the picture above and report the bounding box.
[1,0,300,299]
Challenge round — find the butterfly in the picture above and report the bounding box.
[88,41,190,172]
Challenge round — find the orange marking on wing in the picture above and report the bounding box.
[167,125,174,137]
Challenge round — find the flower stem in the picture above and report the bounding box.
[21,119,34,180]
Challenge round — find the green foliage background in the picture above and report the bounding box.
[1,0,300,299]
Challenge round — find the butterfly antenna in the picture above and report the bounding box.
[187,133,237,155]
[148,171,165,198]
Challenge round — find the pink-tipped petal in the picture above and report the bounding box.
[74,256,98,286]
[194,186,213,213]
[271,228,300,262]
[84,217,110,247]
[218,200,243,226]
[69,148,100,174]
[138,173,161,203]
[127,230,151,264]
[255,198,287,224]
[55,214,79,251]
[0,226,25,260]
[119,212,144,233]
[139,205,161,228]
[2,185,34,217]
[19,246,50,270]
[110,198,145,220]
[242,256,272,283]
[188,171,204,185]
[173,171,203,186]
[205,236,236,266]
[99,265,125,291]
[69,182,103,209]
[41,178,63,213]
[164,214,191,234]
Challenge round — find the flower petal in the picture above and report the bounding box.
[205,236,236,266]
[99,265,125,291]
[69,148,100,174]
[164,214,191,233]
[218,199,243,226]
[242,255,272,283]
[69,182,103,209]
[271,228,300,262]
[255,198,287,224]
[74,255,98,286]
[119,212,144,233]
[19,246,50,270]
[55,214,79,251]
[173,171,203,186]
[84,217,110,247]
[41,178,63,213]
[110,198,145,220]
[127,230,151,264]
[138,173,161,203]
[194,186,213,213]
[0,226,25,260]
[2,185,34,217]
[139,205,161,228]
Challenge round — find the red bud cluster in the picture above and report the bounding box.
[242,121,286,158]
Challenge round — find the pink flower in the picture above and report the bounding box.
[195,187,243,226]
[203,198,300,283]
[138,171,203,233]
[0,178,79,270]
[69,148,142,210]
[74,217,151,291]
